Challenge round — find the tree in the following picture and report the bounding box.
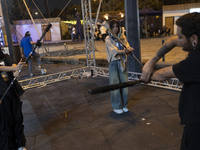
[62,4,82,20]
[139,0,163,10]
[101,0,124,12]
[8,0,34,21]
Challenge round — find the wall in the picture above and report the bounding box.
[50,22,61,41]
[14,18,61,42]
[16,24,42,42]
[163,3,200,34]
[163,10,188,34]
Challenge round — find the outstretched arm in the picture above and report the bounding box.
[0,63,23,72]
[141,36,180,82]
[151,66,175,81]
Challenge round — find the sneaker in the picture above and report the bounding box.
[18,147,27,150]
[38,65,41,69]
[41,69,47,75]
[30,73,34,77]
[122,107,129,113]
[113,109,124,114]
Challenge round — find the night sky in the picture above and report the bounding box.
[22,0,81,13]
[45,0,81,11]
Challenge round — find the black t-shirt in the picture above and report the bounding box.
[173,50,200,125]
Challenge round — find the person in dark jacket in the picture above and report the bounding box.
[0,48,27,150]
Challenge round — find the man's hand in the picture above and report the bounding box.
[140,60,154,82]
[128,47,134,51]
[13,62,23,77]
[14,70,20,77]
[21,54,26,62]
[17,62,23,70]
[36,40,42,47]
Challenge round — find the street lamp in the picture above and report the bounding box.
[35,12,38,19]
[120,13,124,18]
[104,14,109,20]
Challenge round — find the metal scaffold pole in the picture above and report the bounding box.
[125,0,141,73]
[81,0,96,67]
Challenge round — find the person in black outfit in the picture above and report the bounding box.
[141,12,200,150]
[0,48,27,150]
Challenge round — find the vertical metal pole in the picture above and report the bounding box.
[1,0,14,58]
[81,0,96,67]
[125,0,141,72]
[88,0,96,66]
[92,0,102,38]
[81,0,89,66]
[162,40,165,62]
[44,0,50,18]
[23,0,41,38]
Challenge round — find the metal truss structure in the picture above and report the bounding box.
[127,71,182,92]
[19,66,182,91]
[18,0,182,92]
[81,0,96,67]
[92,67,182,91]
[81,0,102,67]
[18,67,91,90]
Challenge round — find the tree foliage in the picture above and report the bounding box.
[8,0,31,21]
[8,0,164,22]
[101,0,124,12]
[139,0,163,10]
[59,4,82,20]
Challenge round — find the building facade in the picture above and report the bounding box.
[14,18,61,43]
[163,2,200,34]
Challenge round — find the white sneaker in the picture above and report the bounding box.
[122,107,129,112]
[113,109,124,114]
[41,69,47,75]
[38,65,41,69]
[30,73,34,77]
[18,147,27,150]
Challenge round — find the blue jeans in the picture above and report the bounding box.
[27,52,41,75]
[109,60,128,109]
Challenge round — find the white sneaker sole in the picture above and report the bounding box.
[113,109,124,114]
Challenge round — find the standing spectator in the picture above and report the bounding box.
[76,12,83,41]
[71,26,76,41]
[20,31,41,77]
[0,48,27,150]
[105,19,134,114]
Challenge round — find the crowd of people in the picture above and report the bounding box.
[1,12,200,150]
[140,23,171,38]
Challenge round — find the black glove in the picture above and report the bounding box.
[36,40,42,47]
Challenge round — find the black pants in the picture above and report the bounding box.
[0,95,26,150]
[181,125,200,150]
